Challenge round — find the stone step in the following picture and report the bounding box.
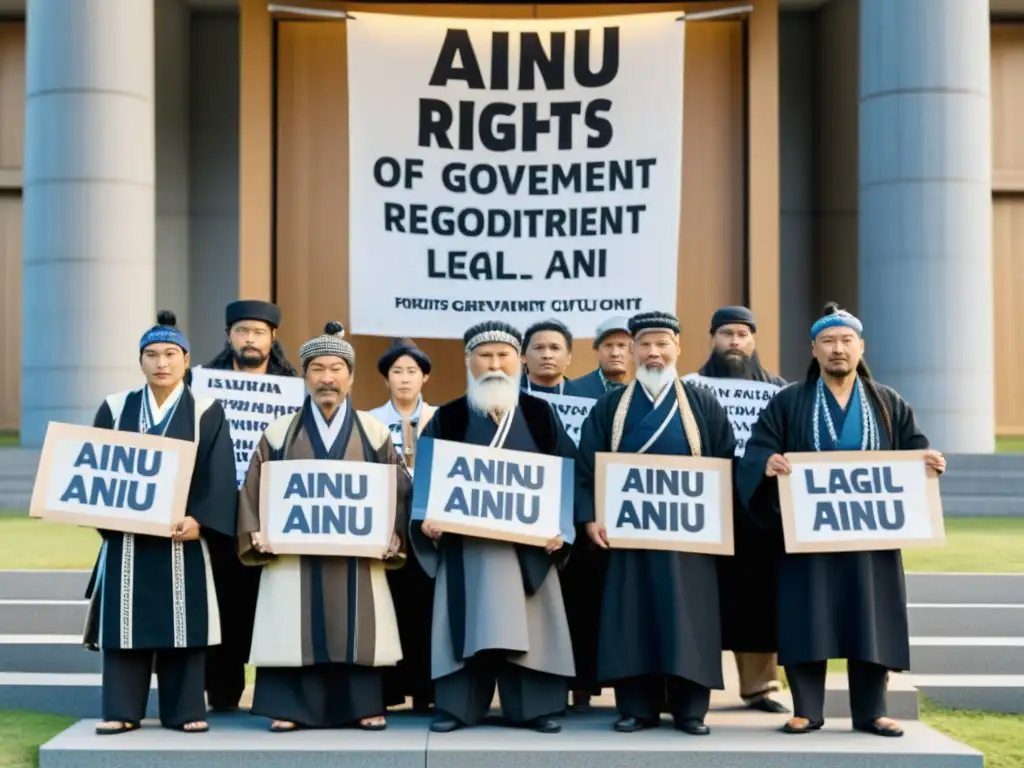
[905,573,1024,604]
[910,637,1024,674]
[908,603,1024,637]
[938,496,1024,516]
[909,674,1024,714]
[0,570,90,600]
[0,600,88,635]
[0,635,100,673]
[945,453,1024,472]
[0,672,157,719]
[940,475,1024,495]
[37,712,982,768]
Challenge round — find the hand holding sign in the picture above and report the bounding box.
[171,516,201,542]
[923,450,945,475]
[766,454,792,477]
[421,520,442,541]
[585,521,609,550]
[545,535,564,554]
[384,532,402,559]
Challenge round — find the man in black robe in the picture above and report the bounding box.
[737,302,946,737]
[201,299,297,712]
[576,311,736,735]
[411,321,578,734]
[84,311,238,734]
[690,306,788,713]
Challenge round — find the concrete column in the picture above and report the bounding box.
[859,0,994,452]
[22,0,155,445]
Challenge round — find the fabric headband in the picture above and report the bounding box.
[465,330,522,355]
[140,327,190,354]
[810,311,863,340]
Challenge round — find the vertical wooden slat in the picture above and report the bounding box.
[0,22,25,175]
[993,196,1024,435]
[0,193,22,431]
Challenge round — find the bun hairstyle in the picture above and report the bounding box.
[324,321,345,338]
[157,310,178,328]
[822,301,840,315]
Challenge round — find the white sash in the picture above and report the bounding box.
[609,378,703,457]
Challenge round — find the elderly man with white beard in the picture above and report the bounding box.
[409,320,579,734]
[575,311,736,735]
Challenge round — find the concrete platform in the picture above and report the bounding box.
[0,672,158,719]
[910,637,1024,674]
[908,603,1024,637]
[0,570,90,601]
[911,674,1024,714]
[0,600,89,634]
[905,573,1024,605]
[0,635,100,673]
[38,711,982,768]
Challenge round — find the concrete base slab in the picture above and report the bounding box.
[0,636,100,673]
[38,712,981,768]
[0,570,91,601]
[911,674,1024,714]
[0,601,89,634]
[910,638,1024,674]
[905,574,1024,605]
[0,672,157,718]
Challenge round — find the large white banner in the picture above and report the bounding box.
[347,12,685,339]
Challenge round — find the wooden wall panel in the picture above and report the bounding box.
[992,24,1024,192]
[274,6,745,410]
[993,196,1024,435]
[0,193,21,432]
[0,22,24,188]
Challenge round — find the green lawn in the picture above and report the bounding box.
[0,710,76,768]
[0,432,17,447]
[996,435,1024,453]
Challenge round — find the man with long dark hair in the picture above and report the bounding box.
[202,300,296,711]
[736,303,946,738]
[691,306,788,713]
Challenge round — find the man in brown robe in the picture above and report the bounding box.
[237,322,412,732]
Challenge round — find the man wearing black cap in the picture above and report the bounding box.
[368,339,437,712]
[687,306,788,713]
[201,299,297,711]
[576,311,737,735]
[520,319,580,395]
[571,316,633,399]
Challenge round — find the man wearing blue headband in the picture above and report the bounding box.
[736,302,946,738]
[84,311,239,736]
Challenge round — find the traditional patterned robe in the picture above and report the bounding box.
[410,394,577,683]
[238,398,411,669]
[737,376,927,670]
[83,385,238,651]
[576,378,736,690]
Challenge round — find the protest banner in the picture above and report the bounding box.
[29,422,197,537]
[531,391,596,446]
[346,12,686,339]
[682,373,780,457]
[594,452,734,555]
[777,450,946,554]
[190,366,306,487]
[258,459,398,558]
[412,437,575,547]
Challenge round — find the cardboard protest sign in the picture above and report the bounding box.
[29,422,197,537]
[777,450,945,554]
[682,374,780,457]
[190,366,306,488]
[594,452,734,555]
[412,437,575,548]
[531,392,596,446]
[258,459,398,558]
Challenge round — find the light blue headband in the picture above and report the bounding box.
[810,310,863,341]
[140,326,190,354]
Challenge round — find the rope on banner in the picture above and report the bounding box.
[676,5,754,21]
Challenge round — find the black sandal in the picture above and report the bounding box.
[170,721,209,733]
[780,718,824,734]
[854,718,904,737]
[358,717,388,731]
[270,720,300,733]
[95,721,140,736]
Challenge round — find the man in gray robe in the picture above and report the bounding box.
[410,320,578,734]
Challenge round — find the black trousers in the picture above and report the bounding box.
[250,664,384,727]
[614,674,711,724]
[785,660,888,725]
[435,653,568,726]
[204,533,261,709]
[102,648,207,727]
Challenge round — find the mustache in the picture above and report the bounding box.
[315,384,341,393]
[477,372,516,384]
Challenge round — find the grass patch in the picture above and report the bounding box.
[0,710,76,768]
[0,432,18,447]
[903,517,1024,573]
[920,697,1024,768]
[996,435,1024,453]
[0,513,101,570]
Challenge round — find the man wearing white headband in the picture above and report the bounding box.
[737,302,946,738]
[575,311,737,736]
[410,320,578,735]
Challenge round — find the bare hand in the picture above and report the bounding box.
[545,536,564,554]
[171,516,200,542]
[250,531,270,554]
[923,449,946,475]
[383,532,401,559]
[420,520,442,541]
[765,454,792,477]
[585,522,609,550]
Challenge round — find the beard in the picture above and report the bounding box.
[712,348,758,378]
[635,362,678,396]
[232,344,269,370]
[467,362,521,415]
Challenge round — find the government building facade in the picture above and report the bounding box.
[0,0,1015,452]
